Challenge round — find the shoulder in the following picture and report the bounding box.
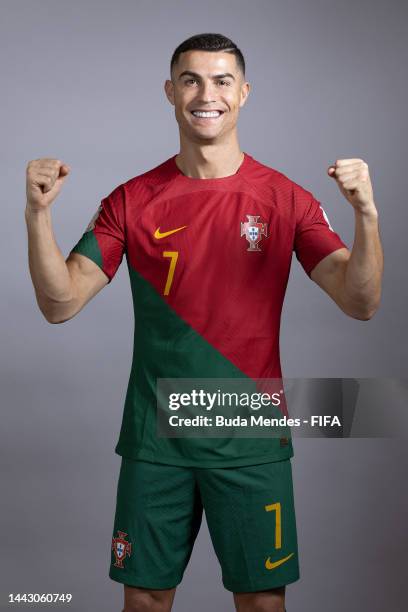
[249,155,314,192]
[103,156,176,206]
[246,154,292,187]
[245,154,315,214]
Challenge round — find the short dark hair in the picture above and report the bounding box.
[170,33,245,78]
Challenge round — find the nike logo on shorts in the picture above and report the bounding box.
[265,552,294,570]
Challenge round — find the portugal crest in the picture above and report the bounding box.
[112,530,132,568]
[240,214,268,251]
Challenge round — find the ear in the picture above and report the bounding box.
[239,81,251,108]
[164,79,175,106]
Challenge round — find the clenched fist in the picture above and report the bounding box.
[26,158,70,212]
[327,158,375,214]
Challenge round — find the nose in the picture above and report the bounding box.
[197,79,217,103]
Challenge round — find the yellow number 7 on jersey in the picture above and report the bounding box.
[162,251,179,295]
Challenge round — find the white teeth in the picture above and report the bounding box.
[192,111,222,118]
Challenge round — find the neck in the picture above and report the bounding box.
[175,136,244,179]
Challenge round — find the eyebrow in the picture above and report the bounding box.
[178,70,236,81]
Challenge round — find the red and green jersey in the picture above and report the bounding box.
[70,152,348,467]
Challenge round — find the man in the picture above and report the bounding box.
[25,33,383,612]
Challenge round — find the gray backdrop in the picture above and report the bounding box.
[1,0,407,610]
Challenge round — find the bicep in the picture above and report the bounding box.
[310,247,350,308]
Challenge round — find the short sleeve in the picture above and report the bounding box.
[294,187,348,277]
[69,185,126,283]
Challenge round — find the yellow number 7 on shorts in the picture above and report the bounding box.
[264,501,294,570]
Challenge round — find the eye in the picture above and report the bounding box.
[184,78,198,85]
[219,80,231,86]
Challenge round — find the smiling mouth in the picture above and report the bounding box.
[190,110,225,121]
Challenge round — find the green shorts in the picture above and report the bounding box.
[109,457,300,593]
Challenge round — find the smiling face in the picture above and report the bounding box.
[164,50,250,143]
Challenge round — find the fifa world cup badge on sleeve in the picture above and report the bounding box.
[85,204,103,232]
[111,530,132,568]
[240,214,268,251]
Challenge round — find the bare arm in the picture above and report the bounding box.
[25,158,108,323]
[310,158,383,320]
